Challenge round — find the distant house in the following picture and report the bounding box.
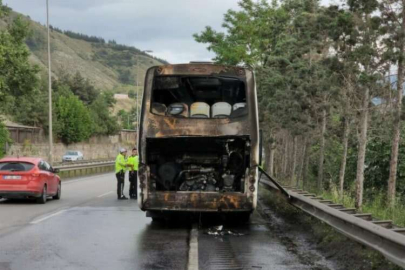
[4,120,43,144]
[114,94,129,100]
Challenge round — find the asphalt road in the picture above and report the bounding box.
[0,173,332,270]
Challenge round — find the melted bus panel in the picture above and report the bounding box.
[138,64,259,217]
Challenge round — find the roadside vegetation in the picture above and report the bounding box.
[0,1,122,151]
[195,0,405,225]
[0,0,169,156]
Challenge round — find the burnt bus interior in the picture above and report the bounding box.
[147,75,250,193]
[151,76,247,118]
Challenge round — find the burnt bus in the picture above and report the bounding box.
[137,63,259,220]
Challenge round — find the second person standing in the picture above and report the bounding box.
[127,148,139,199]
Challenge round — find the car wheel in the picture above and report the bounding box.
[53,183,61,200]
[36,186,47,204]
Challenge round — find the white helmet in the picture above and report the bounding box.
[119,148,127,153]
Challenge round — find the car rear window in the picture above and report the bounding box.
[0,162,35,172]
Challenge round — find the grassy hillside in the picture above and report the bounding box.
[113,98,136,115]
[0,10,166,92]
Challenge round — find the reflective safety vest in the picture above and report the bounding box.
[127,155,139,171]
[115,153,126,173]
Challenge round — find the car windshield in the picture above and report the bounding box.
[66,151,78,156]
[0,162,35,172]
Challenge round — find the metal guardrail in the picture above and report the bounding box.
[53,159,114,167]
[260,176,405,268]
[54,160,114,171]
[53,160,115,178]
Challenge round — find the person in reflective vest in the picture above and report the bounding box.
[127,148,139,199]
[115,148,129,200]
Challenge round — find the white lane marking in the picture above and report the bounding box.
[30,210,67,224]
[187,223,199,270]
[97,191,113,198]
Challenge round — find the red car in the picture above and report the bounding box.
[0,157,61,204]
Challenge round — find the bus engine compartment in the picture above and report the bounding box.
[146,137,250,193]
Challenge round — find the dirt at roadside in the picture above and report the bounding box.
[258,187,403,270]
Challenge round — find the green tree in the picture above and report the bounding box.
[322,6,359,198]
[380,0,405,207]
[14,88,48,127]
[0,5,40,115]
[118,69,134,84]
[194,0,290,68]
[118,109,136,130]
[347,0,382,210]
[89,93,120,135]
[58,72,99,105]
[101,90,116,107]
[55,94,93,144]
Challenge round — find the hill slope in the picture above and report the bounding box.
[0,10,167,91]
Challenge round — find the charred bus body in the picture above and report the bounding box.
[138,64,259,220]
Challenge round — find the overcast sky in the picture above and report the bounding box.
[3,0,336,64]
[3,0,246,63]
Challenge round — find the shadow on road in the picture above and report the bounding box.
[148,212,252,229]
[0,198,58,205]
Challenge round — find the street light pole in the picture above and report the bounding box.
[46,0,53,165]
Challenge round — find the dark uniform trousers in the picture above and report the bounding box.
[129,171,138,198]
[116,171,125,199]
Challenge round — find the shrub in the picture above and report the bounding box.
[55,94,93,144]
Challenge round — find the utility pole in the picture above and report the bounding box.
[46,0,53,165]
[135,50,153,148]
